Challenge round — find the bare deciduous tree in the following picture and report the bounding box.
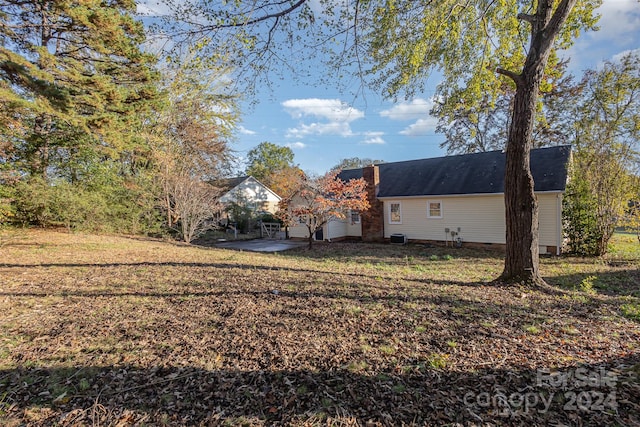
[166,167,222,243]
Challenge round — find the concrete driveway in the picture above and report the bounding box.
[214,239,307,253]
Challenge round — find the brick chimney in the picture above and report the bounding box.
[361,165,384,242]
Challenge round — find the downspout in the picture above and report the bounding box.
[556,193,562,256]
[381,202,385,239]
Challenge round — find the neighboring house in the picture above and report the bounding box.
[216,176,281,214]
[288,145,571,254]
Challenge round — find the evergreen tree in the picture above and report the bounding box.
[0,0,162,231]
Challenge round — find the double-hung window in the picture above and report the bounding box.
[389,202,402,224]
[427,200,443,219]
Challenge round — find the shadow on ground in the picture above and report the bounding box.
[1,355,639,426]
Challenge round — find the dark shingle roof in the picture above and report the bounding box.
[337,168,363,182]
[377,145,571,198]
[212,176,249,193]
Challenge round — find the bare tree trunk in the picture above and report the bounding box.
[501,77,541,284]
[496,0,577,286]
[307,225,314,249]
[166,192,173,228]
[33,115,49,181]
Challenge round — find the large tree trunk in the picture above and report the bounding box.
[497,0,577,285]
[501,76,541,284]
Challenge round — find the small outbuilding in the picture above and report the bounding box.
[217,176,281,214]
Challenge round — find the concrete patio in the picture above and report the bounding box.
[214,239,307,252]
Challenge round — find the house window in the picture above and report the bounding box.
[427,200,443,218]
[351,211,361,224]
[389,202,402,224]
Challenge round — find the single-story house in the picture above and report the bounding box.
[216,176,281,214]
[288,145,571,254]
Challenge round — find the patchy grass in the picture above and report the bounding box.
[0,229,638,426]
[607,231,640,260]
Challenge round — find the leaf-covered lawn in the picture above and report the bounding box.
[0,230,638,426]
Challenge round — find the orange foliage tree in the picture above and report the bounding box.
[266,166,306,199]
[278,171,370,249]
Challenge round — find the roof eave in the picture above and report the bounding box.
[377,190,565,199]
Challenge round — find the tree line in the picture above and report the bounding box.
[0,0,239,239]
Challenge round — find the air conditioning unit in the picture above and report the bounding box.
[390,233,407,245]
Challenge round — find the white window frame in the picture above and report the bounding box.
[427,200,443,219]
[350,211,361,224]
[389,202,402,224]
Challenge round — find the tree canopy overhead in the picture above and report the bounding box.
[154,0,599,100]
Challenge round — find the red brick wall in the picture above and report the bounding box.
[361,165,385,242]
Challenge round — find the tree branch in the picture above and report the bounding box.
[546,0,578,41]
[517,13,537,23]
[496,67,522,85]
[209,0,308,29]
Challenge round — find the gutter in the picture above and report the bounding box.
[377,190,564,200]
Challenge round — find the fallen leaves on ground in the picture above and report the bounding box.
[0,230,638,426]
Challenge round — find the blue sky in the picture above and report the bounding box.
[233,0,640,175]
[138,0,640,175]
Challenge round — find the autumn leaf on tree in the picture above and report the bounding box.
[278,171,370,248]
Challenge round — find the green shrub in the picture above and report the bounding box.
[12,176,162,235]
[563,176,603,255]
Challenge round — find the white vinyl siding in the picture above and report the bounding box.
[288,222,310,239]
[346,216,362,237]
[326,218,347,240]
[288,217,352,240]
[219,177,281,213]
[383,193,561,248]
[537,193,562,249]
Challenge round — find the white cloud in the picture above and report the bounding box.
[399,118,438,137]
[379,98,439,137]
[565,0,640,70]
[238,125,256,135]
[594,0,640,44]
[362,131,386,145]
[612,48,640,63]
[286,122,354,138]
[282,98,364,123]
[379,98,434,121]
[282,98,364,138]
[286,142,306,149]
